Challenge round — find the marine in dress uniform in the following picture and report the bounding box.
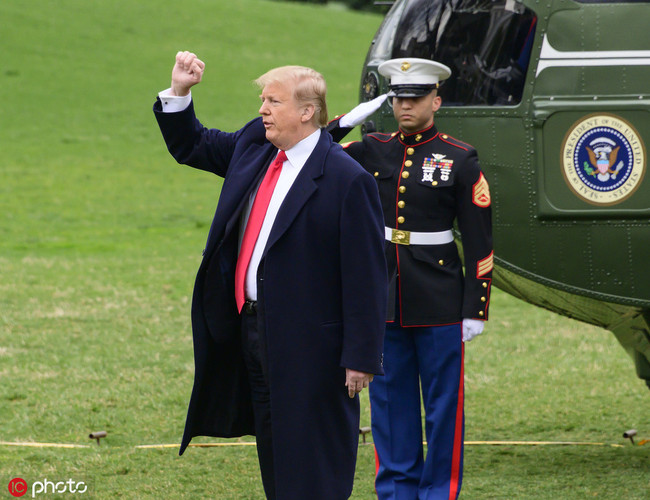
[327,58,493,500]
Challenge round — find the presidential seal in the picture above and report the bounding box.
[561,114,645,205]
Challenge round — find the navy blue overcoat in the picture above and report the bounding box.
[154,99,387,499]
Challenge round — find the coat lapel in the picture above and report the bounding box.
[263,131,331,254]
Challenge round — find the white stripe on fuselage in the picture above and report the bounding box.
[536,34,650,76]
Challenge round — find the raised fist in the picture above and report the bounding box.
[171,51,205,96]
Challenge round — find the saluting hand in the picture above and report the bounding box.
[345,368,374,398]
[171,51,205,97]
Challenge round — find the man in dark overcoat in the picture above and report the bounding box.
[153,51,387,499]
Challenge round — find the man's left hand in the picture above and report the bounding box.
[462,318,485,342]
[345,369,374,398]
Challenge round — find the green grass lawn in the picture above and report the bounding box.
[1,0,648,498]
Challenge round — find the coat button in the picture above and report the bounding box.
[438,259,444,265]
[397,216,405,224]
[481,296,486,302]
[402,171,410,179]
[399,186,406,193]
[398,201,405,208]
[482,282,488,288]
[432,181,438,186]
[479,311,484,317]
[406,147,415,155]
[404,160,413,167]
[374,171,379,177]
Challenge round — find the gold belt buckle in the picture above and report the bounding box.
[391,229,410,245]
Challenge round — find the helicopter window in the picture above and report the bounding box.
[368,0,408,61]
[390,0,537,106]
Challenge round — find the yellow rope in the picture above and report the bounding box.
[135,440,628,449]
[135,443,256,449]
[0,441,90,449]
[464,441,625,448]
[0,440,632,449]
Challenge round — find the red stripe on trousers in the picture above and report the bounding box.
[448,341,465,500]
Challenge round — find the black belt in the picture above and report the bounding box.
[243,300,258,315]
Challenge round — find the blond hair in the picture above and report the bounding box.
[255,66,328,127]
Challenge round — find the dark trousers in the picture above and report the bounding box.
[241,307,276,500]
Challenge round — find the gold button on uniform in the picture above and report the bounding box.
[481,296,486,302]
[402,171,410,179]
[399,186,406,193]
[397,216,405,224]
[479,311,484,317]
[404,160,413,167]
[438,259,444,265]
[482,282,488,288]
[406,147,415,155]
[374,172,379,177]
[398,201,405,208]
[432,181,438,186]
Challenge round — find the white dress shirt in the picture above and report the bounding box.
[241,130,320,300]
[159,89,321,300]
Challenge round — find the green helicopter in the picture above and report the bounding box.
[356,0,650,387]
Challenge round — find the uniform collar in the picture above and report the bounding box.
[397,123,438,146]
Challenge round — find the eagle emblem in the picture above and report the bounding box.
[585,137,623,182]
[561,114,645,206]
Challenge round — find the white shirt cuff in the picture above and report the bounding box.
[158,88,192,113]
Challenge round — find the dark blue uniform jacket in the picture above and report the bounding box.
[328,119,493,326]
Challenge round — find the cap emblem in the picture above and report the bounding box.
[400,61,411,72]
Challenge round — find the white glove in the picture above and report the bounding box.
[339,94,388,128]
[462,319,485,342]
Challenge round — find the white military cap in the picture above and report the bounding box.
[378,58,451,97]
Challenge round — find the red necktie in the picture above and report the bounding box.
[235,150,287,312]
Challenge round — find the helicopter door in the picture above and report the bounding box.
[532,2,650,218]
